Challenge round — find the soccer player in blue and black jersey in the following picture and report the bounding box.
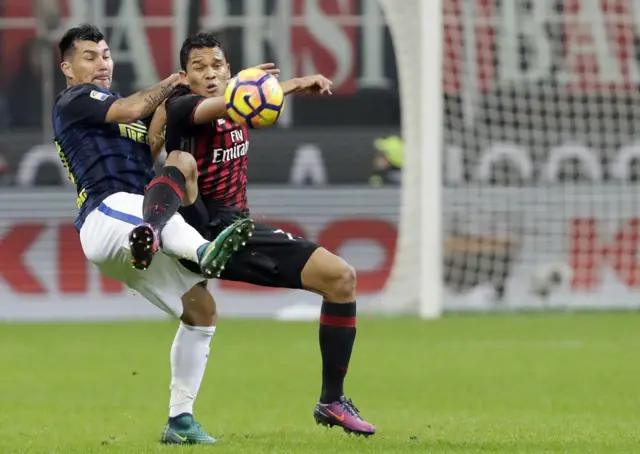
[52,24,253,444]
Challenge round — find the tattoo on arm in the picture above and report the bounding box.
[141,83,175,117]
[109,75,179,123]
[150,130,166,149]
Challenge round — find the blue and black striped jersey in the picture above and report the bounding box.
[52,84,155,230]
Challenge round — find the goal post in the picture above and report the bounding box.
[373,0,443,318]
[375,1,640,316]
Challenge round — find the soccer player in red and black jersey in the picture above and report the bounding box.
[133,32,376,438]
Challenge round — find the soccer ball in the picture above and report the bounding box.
[225,68,285,129]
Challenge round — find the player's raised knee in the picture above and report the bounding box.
[331,262,356,302]
[302,248,357,302]
[165,150,197,180]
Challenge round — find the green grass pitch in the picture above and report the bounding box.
[1,312,640,453]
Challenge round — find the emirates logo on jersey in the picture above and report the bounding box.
[212,129,249,163]
[212,141,250,163]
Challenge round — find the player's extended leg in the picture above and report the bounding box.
[301,249,376,436]
[130,150,254,277]
[161,283,218,445]
[130,150,200,269]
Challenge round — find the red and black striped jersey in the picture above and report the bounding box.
[165,88,249,211]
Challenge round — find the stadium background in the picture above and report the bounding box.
[1,0,640,320]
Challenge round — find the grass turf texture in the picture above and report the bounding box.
[0,313,639,453]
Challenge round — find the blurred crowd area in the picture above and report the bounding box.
[0,0,402,187]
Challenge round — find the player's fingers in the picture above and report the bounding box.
[255,63,279,75]
[256,62,276,69]
[257,63,280,77]
[318,78,333,94]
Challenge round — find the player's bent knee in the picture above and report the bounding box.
[332,263,357,301]
[165,150,197,181]
[301,248,357,302]
[165,150,199,205]
[180,283,217,327]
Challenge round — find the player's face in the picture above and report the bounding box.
[183,47,230,98]
[61,40,113,90]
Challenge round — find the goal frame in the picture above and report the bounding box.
[375,0,443,319]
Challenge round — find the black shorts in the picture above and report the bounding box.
[179,203,319,289]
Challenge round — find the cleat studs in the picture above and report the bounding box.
[248,232,253,237]
[241,241,246,246]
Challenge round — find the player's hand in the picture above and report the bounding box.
[297,74,333,95]
[253,62,281,78]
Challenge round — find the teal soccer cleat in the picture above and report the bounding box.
[197,217,255,278]
[160,413,217,445]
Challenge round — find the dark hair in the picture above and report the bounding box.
[58,24,104,61]
[179,32,224,71]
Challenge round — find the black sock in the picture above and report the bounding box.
[319,300,357,404]
[179,194,209,234]
[143,166,186,232]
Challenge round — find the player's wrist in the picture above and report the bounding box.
[281,78,302,95]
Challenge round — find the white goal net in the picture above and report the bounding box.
[376,0,640,316]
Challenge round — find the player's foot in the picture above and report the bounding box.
[197,217,255,278]
[160,413,216,445]
[129,222,159,270]
[313,396,376,437]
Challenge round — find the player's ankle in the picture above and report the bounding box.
[169,407,194,419]
[196,242,210,260]
[168,412,194,427]
[319,394,341,404]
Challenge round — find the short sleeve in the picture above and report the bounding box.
[165,90,206,153]
[166,90,206,131]
[57,84,118,126]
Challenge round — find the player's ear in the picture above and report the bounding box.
[60,60,73,79]
[226,64,231,80]
[178,71,188,85]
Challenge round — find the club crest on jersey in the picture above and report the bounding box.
[90,90,109,101]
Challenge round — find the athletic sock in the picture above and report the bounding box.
[143,166,186,232]
[160,220,208,263]
[179,195,210,233]
[318,301,357,404]
[169,322,216,418]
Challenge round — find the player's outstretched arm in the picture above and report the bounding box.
[191,96,228,125]
[105,74,182,124]
[280,74,333,96]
